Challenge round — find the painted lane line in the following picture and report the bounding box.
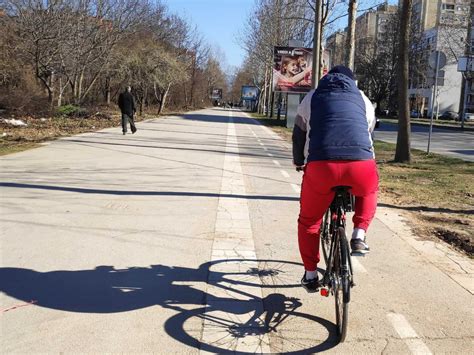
[259,142,264,146]
[280,170,290,178]
[267,153,273,157]
[387,313,433,355]
[272,160,281,167]
[291,183,300,194]
[350,257,368,274]
[201,110,271,353]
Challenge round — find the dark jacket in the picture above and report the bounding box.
[118,91,136,116]
[292,73,375,165]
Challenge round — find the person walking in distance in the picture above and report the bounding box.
[118,86,137,135]
[292,66,378,293]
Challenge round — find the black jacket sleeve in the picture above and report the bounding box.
[292,114,307,166]
[118,93,123,110]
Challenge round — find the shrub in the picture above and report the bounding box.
[57,104,80,116]
[56,105,90,118]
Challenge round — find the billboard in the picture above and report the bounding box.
[241,86,259,101]
[210,88,222,100]
[273,46,312,93]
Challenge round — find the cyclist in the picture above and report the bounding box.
[292,66,378,293]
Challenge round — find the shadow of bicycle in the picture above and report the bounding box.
[0,259,338,353]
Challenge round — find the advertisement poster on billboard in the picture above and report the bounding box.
[241,86,259,101]
[273,47,313,93]
[322,49,330,76]
[210,88,222,100]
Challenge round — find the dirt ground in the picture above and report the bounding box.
[0,110,145,155]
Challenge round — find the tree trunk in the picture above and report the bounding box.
[395,0,412,163]
[260,67,269,114]
[77,71,84,105]
[106,77,111,105]
[158,83,171,115]
[346,0,357,70]
[57,76,63,107]
[190,55,196,107]
[183,84,189,109]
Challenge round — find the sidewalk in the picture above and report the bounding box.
[1,108,473,353]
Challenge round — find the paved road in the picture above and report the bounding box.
[375,122,474,162]
[1,109,473,353]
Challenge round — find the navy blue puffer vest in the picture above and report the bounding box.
[308,73,374,161]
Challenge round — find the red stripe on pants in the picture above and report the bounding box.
[298,160,379,271]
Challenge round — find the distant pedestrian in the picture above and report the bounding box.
[118,86,137,135]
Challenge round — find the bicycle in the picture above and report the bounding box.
[318,185,356,342]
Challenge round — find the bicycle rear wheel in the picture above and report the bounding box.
[320,210,331,264]
[334,227,350,342]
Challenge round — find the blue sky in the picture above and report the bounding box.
[166,0,255,69]
[166,0,398,69]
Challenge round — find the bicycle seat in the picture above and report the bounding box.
[332,186,352,193]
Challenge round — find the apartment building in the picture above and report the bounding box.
[409,0,470,116]
[326,31,346,66]
[326,4,397,72]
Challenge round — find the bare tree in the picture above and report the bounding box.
[355,11,399,112]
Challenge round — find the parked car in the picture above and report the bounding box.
[463,112,474,121]
[375,118,380,129]
[440,111,459,120]
[410,110,422,118]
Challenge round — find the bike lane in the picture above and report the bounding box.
[232,109,474,354]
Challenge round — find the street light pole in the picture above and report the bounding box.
[461,69,469,129]
[312,0,322,88]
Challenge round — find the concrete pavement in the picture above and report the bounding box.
[1,108,473,353]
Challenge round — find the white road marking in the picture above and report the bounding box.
[350,257,368,273]
[201,111,271,353]
[387,313,433,355]
[261,125,279,138]
[280,170,290,178]
[259,142,264,146]
[272,160,281,167]
[267,153,273,157]
[291,183,300,194]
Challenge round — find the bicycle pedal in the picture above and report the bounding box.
[320,288,330,297]
[350,251,367,257]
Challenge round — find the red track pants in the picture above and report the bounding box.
[298,160,379,271]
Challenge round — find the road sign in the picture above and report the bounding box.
[457,57,474,72]
[429,51,446,69]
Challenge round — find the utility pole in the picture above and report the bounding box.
[428,51,440,153]
[312,0,322,88]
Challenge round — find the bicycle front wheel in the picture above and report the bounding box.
[334,227,350,342]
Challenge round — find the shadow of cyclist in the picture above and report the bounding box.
[0,260,339,353]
